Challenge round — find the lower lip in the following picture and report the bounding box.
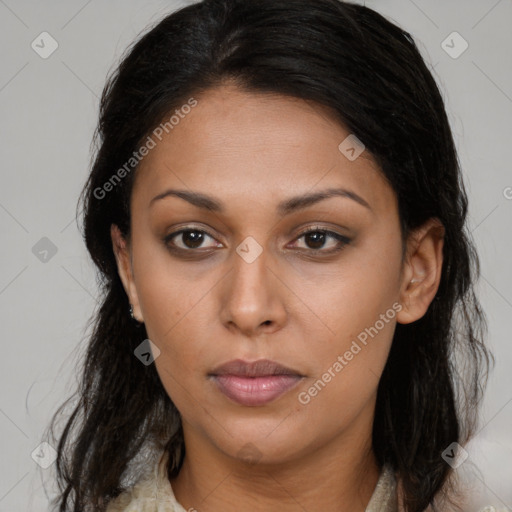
[211,374,303,406]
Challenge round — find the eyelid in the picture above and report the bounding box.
[294,224,347,238]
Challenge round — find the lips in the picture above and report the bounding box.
[210,358,303,378]
[209,359,304,406]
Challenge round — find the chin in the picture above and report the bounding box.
[217,430,306,467]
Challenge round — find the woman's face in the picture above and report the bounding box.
[112,84,442,467]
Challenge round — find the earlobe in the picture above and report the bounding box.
[396,218,445,325]
[110,224,144,323]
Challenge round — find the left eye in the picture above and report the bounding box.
[290,228,350,253]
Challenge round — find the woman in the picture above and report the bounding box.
[45,0,497,510]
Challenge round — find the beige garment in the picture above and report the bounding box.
[105,450,398,512]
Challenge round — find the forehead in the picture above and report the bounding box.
[132,85,394,215]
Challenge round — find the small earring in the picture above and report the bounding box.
[129,304,143,326]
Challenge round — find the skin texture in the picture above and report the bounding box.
[111,84,444,512]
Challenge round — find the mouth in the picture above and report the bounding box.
[208,359,304,407]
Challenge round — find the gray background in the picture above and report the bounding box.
[0,0,510,510]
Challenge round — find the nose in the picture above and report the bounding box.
[219,242,288,337]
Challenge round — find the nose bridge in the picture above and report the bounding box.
[220,236,286,334]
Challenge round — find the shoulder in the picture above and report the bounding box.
[105,475,186,512]
[105,450,186,512]
[105,475,159,512]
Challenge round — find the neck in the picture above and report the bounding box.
[170,410,381,512]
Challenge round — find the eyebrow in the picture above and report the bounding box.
[149,187,372,215]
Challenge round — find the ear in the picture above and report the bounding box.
[111,224,144,323]
[396,217,445,325]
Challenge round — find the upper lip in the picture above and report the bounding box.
[209,359,303,377]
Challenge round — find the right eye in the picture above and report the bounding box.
[163,228,222,251]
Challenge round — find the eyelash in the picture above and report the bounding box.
[163,226,351,256]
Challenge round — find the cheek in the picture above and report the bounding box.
[132,237,200,335]
[148,307,210,418]
[131,248,215,401]
[295,297,398,425]
[291,224,402,337]
[290,227,402,395]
